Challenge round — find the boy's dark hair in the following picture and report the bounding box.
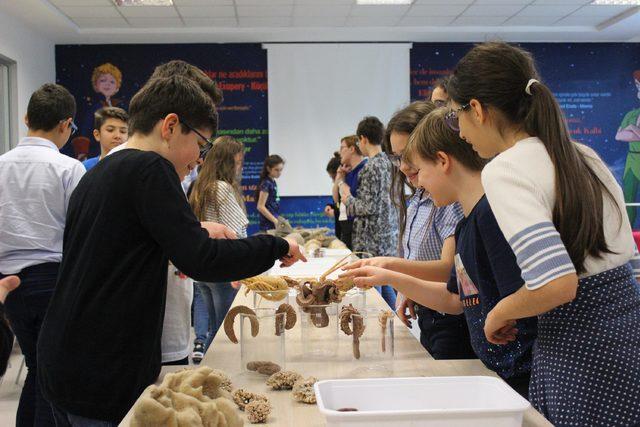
[405,108,487,173]
[326,152,341,178]
[26,83,76,132]
[356,116,384,146]
[128,75,218,137]
[94,107,129,131]
[150,60,223,106]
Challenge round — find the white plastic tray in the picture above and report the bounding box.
[314,376,530,427]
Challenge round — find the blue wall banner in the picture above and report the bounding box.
[56,42,640,232]
[412,42,640,227]
[56,43,271,233]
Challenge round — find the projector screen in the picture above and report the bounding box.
[264,43,411,196]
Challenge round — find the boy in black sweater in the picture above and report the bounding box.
[37,75,305,425]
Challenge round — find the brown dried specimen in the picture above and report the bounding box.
[339,304,366,359]
[131,367,241,427]
[223,305,258,344]
[296,280,342,328]
[266,370,303,390]
[379,310,394,353]
[246,400,272,424]
[246,361,282,376]
[275,303,297,336]
[241,275,289,301]
[232,388,269,411]
[292,377,318,404]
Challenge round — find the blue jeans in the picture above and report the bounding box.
[2,262,58,427]
[51,405,117,427]
[193,282,238,351]
[375,285,397,309]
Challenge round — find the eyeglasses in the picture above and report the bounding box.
[444,103,470,132]
[181,120,214,160]
[433,99,447,108]
[60,119,78,136]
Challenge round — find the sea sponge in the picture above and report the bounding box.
[266,370,303,390]
[292,377,318,404]
[246,400,272,424]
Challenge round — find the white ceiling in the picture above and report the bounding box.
[2,0,640,43]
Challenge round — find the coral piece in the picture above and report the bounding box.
[266,370,303,390]
[241,275,289,301]
[208,368,233,393]
[378,310,394,353]
[340,304,366,359]
[223,305,259,344]
[246,400,272,424]
[246,360,282,376]
[232,388,269,411]
[131,367,242,427]
[292,377,318,404]
[285,232,305,246]
[275,303,297,336]
[275,216,294,237]
[296,280,342,328]
[328,239,348,249]
[282,276,301,288]
[304,239,322,253]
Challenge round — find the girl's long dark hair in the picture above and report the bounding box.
[448,42,618,273]
[254,154,284,200]
[385,101,437,238]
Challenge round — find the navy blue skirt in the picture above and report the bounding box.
[529,263,640,426]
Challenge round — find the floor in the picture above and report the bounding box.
[0,344,25,425]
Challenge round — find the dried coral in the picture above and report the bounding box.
[296,280,342,328]
[378,310,394,353]
[246,360,282,376]
[340,304,366,359]
[266,370,303,390]
[246,400,272,424]
[292,376,318,404]
[232,388,269,411]
[131,367,241,427]
[241,275,289,301]
[223,305,259,344]
[275,303,297,336]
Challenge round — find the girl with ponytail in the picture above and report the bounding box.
[447,41,640,426]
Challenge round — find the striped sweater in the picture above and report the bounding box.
[482,137,640,290]
[203,181,249,238]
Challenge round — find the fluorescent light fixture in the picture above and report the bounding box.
[113,0,173,6]
[356,0,413,5]
[591,0,640,5]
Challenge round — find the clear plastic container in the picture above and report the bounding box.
[339,307,394,366]
[314,376,531,427]
[339,288,367,312]
[240,310,286,374]
[300,303,339,358]
[251,289,290,310]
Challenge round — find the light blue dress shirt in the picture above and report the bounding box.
[0,137,85,274]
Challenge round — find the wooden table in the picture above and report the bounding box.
[121,252,551,426]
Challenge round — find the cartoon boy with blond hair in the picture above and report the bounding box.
[616,70,640,226]
[91,63,123,107]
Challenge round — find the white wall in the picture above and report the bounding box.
[0,9,55,147]
[266,43,411,196]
